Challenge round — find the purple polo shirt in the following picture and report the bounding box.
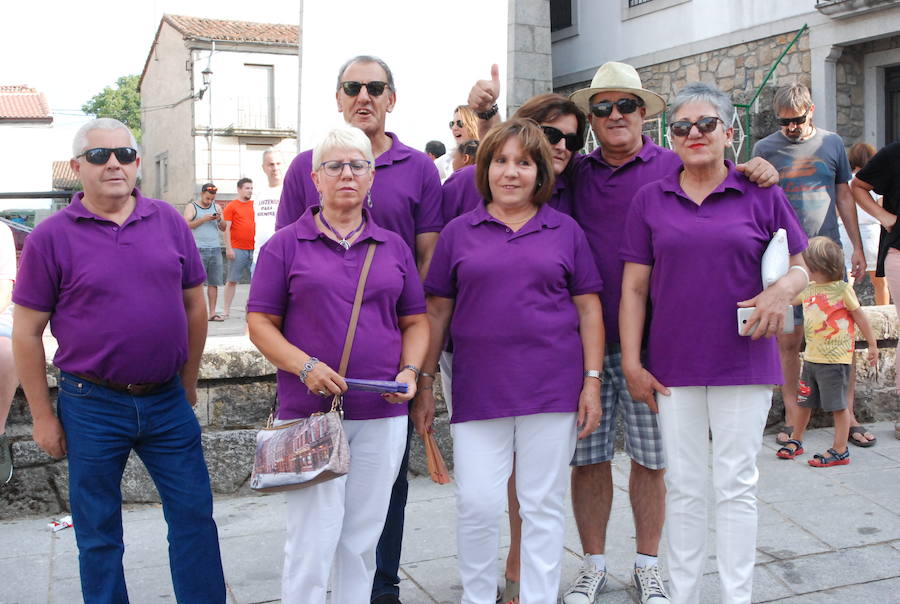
[248,207,425,421]
[573,136,684,344]
[620,162,808,387]
[276,132,442,253]
[424,203,602,423]
[441,164,575,223]
[13,189,206,384]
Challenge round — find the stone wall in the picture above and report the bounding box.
[507,0,554,116]
[835,33,900,146]
[2,307,897,520]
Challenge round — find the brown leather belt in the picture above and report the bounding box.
[71,373,175,397]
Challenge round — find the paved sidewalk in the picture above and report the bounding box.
[1,422,898,603]
[206,283,251,338]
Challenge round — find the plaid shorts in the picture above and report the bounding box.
[572,346,666,470]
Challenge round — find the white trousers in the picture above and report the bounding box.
[453,413,576,604]
[657,385,772,604]
[439,350,454,419]
[280,415,407,604]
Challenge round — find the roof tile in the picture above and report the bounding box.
[52,161,81,190]
[164,14,298,45]
[0,85,52,120]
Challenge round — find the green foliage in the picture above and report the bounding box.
[81,75,142,141]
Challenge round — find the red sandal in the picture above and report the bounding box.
[808,448,850,467]
[776,439,804,459]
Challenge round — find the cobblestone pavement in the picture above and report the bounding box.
[1,421,898,603]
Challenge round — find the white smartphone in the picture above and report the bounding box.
[737,306,795,336]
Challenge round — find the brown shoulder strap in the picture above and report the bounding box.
[337,242,377,376]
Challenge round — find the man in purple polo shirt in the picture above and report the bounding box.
[560,63,778,604]
[276,55,442,604]
[276,55,442,275]
[12,118,225,603]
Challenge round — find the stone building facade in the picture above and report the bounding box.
[835,33,900,146]
[551,1,900,152]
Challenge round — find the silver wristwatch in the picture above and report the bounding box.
[584,370,603,382]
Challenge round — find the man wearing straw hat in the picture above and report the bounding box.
[563,62,778,604]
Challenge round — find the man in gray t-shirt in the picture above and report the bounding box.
[752,83,864,446]
[183,182,225,321]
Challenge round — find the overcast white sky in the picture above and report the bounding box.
[5,0,507,152]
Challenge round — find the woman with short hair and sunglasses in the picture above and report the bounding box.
[247,124,428,604]
[441,93,587,222]
[415,119,603,603]
[619,83,809,604]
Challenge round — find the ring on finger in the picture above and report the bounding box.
[317,389,327,396]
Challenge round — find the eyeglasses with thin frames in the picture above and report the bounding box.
[319,160,372,177]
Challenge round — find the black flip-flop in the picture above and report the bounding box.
[848,426,876,447]
[208,314,225,322]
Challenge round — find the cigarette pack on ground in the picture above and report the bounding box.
[48,515,73,532]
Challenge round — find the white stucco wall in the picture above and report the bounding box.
[193,48,298,132]
[194,137,296,198]
[140,22,195,207]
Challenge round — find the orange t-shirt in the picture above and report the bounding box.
[223,199,255,250]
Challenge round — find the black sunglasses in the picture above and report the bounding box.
[777,114,807,127]
[669,116,724,137]
[541,126,581,152]
[589,97,644,118]
[340,81,389,97]
[449,120,464,129]
[77,147,138,165]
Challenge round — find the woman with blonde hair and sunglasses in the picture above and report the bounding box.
[436,105,480,181]
[619,82,809,603]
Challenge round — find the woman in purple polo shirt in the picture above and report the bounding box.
[619,83,809,604]
[416,119,604,603]
[246,125,428,604]
[436,95,589,600]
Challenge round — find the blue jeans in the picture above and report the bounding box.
[57,372,225,603]
[371,420,411,600]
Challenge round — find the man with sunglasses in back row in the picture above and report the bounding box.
[12,118,226,602]
[276,55,442,604]
[752,83,865,451]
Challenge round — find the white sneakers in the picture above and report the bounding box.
[561,556,671,604]
[561,558,607,604]
[632,564,671,603]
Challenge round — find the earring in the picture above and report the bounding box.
[318,192,324,206]
[367,189,373,208]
